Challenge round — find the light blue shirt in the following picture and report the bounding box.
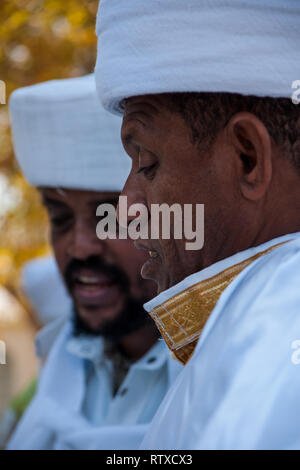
[66,333,176,426]
[7,319,182,450]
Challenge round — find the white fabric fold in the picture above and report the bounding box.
[141,233,300,449]
[95,0,300,114]
[9,74,130,190]
[144,232,300,312]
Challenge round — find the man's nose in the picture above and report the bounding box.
[67,219,106,260]
[117,172,148,226]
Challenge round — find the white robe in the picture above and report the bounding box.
[141,233,300,450]
[7,320,181,450]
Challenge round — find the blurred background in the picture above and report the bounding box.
[0,0,99,421]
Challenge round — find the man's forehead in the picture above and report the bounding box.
[123,94,171,114]
[40,187,120,203]
[121,94,174,143]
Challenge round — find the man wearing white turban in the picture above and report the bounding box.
[6,74,181,450]
[95,1,300,449]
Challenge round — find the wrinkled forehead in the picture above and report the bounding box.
[122,93,175,116]
[121,94,178,139]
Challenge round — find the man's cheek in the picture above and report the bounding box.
[53,243,68,278]
[164,239,186,275]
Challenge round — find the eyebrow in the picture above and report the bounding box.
[122,131,134,147]
[88,197,119,207]
[43,197,119,207]
[42,196,68,208]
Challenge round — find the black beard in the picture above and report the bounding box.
[72,297,156,342]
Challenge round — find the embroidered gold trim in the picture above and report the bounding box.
[149,242,286,365]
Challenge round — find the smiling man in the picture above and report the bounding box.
[42,188,155,342]
[95,0,300,449]
[7,74,181,450]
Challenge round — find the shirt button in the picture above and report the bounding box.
[147,357,156,364]
[120,387,128,396]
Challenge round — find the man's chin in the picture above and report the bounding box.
[153,273,171,296]
[72,297,154,340]
[75,307,119,335]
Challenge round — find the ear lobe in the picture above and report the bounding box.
[228,112,272,201]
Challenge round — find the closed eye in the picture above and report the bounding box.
[136,163,158,178]
[49,212,73,233]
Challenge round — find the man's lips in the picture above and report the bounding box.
[69,269,120,306]
[134,241,161,281]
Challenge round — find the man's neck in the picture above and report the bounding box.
[118,323,160,361]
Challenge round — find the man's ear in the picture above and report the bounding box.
[227,112,272,201]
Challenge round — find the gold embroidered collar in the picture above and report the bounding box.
[149,243,285,365]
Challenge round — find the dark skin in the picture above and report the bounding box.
[41,188,158,361]
[119,94,300,293]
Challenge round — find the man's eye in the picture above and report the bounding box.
[136,163,157,179]
[50,214,72,230]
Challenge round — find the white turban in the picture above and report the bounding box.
[95,0,300,114]
[22,256,72,326]
[9,74,130,190]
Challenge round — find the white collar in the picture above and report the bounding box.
[144,232,300,312]
[67,331,168,371]
[66,334,105,363]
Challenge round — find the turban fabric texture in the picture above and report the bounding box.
[95,0,300,114]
